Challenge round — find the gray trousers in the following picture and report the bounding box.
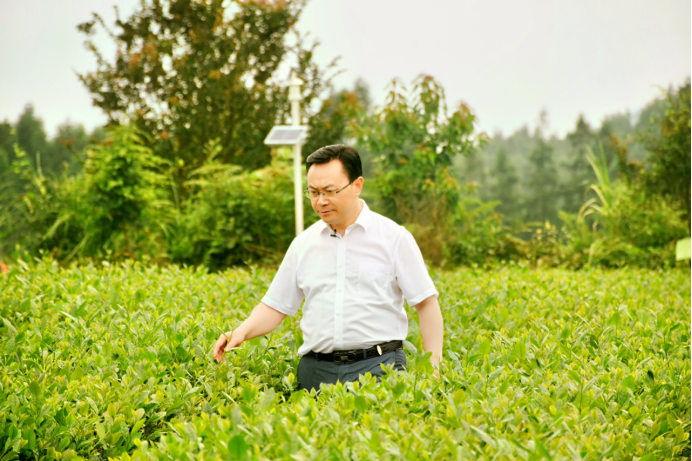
[297,349,407,392]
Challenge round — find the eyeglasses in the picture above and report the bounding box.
[304,180,356,200]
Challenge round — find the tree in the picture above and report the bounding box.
[487,146,520,221]
[562,115,597,213]
[354,75,484,264]
[0,121,16,186]
[524,114,558,224]
[302,79,370,162]
[637,80,691,224]
[77,0,335,173]
[460,148,486,195]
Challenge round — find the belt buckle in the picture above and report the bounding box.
[334,351,356,364]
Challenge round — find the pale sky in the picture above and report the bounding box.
[0,0,689,139]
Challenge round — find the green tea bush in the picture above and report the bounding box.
[0,260,689,460]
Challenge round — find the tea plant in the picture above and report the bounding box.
[0,260,689,460]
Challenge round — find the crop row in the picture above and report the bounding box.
[0,260,689,460]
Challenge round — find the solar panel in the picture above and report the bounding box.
[264,126,309,145]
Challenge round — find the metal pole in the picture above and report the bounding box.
[288,71,304,236]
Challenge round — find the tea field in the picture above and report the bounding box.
[0,259,689,460]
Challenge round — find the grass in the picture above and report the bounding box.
[0,259,689,460]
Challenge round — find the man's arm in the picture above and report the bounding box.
[414,295,444,374]
[213,302,287,362]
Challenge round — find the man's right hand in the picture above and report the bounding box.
[211,303,287,363]
[213,330,243,363]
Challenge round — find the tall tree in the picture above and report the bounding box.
[524,116,558,224]
[487,146,520,221]
[460,148,487,195]
[77,0,335,173]
[15,105,50,171]
[0,121,15,174]
[638,80,691,224]
[354,75,483,264]
[303,79,370,162]
[562,115,597,213]
[10,105,75,176]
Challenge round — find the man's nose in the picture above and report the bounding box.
[317,193,330,206]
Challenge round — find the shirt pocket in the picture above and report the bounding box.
[358,262,392,301]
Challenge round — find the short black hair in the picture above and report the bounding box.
[306,145,362,183]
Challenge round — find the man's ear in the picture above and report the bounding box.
[355,177,364,196]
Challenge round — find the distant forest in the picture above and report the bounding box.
[452,97,667,225]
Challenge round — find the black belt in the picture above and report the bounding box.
[304,340,403,365]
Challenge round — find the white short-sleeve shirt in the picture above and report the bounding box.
[262,200,438,355]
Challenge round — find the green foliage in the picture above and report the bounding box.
[14,105,64,174]
[302,79,370,161]
[562,116,600,213]
[459,148,487,193]
[487,146,520,222]
[562,146,687,269]
[0,125,169,262]
[637,80,691,224]
[354,75,484,264]
[0,261,689,459]
[0,145,86,260]
[0,108,106,262]
[78,0,335,172]
[1,129,317,269]
[0,146,84,253]
[575,184,686,270]
[444,190,525,267]
[0,106,99,183]
[83,125,167,257]
[524,135,559,224]
[167,145,319,270]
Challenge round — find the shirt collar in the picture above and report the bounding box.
[320,199,372,235]
[354,199,372,231]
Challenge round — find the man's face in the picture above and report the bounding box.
[306,159,363,227]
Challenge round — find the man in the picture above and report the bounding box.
[213,145,443,391]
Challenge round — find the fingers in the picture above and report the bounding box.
[213,334,227,362]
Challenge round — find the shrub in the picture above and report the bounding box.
[444,191,525,267]
[575,146,687,268]
[0,125,171,263]
[0,146,88,260]
[82,125,169,259]
[167,146,319,270]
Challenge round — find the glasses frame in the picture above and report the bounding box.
[304,179,358,200]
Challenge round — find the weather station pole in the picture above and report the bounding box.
[263,71,308,237]
[288,71,304,236]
